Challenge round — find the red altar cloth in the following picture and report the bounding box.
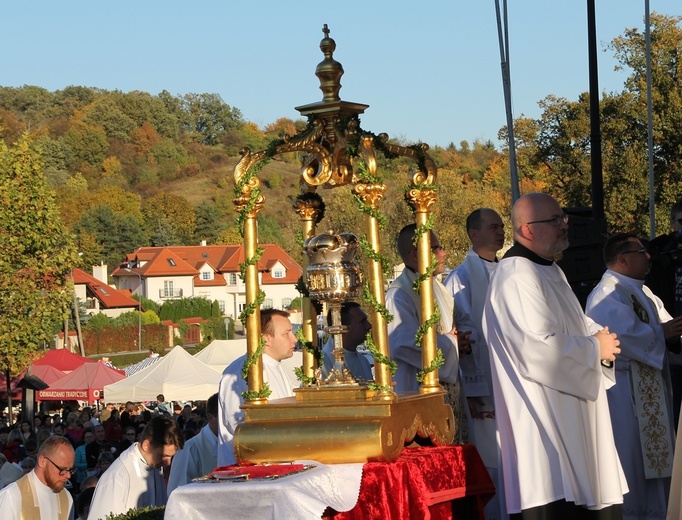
[329,444,495,520]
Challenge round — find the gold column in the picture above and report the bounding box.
[233,151,267,404]
[406,188,440,393]
[293,195,323,380]
[353,182,394,399]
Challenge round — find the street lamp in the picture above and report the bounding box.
[124,268,143,352]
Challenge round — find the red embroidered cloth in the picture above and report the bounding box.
[328,444,495,520]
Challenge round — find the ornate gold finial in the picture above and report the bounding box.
[316,24,344,103]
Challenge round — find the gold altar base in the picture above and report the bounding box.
[233,392,455,464]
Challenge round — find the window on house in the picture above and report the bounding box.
[282,298,292,309]
[272,270,284,279]
[218,300,225,313]
[201,271,212,280]
[238,303,245,313]
[229,273,237,285]
[163,280,174,298]
[263,299,273,309]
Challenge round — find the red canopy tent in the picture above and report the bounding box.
[37,361,125,404]
[32,349,96,374]
[29,365,67,385]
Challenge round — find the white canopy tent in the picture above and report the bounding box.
[194,338,302,386]
[104,346,221,402]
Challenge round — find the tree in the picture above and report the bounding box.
[0,135,78,397]
[144,192,196,245]
[181,93,244,145]
[526,14,682,237]
[194,200,227,244]
[75,204,148,267]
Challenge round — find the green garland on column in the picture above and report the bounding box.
[234,156,272,400]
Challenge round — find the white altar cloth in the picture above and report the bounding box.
[165,461,364,520]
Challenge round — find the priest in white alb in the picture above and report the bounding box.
[586,233,682,520]
[217,308,297,466]
[483,193,627,519]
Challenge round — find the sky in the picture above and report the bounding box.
[1,2,678,149]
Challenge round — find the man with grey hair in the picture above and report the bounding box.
[483,193,627,518]
[0,435,75,519]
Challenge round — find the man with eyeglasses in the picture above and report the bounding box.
[0,435,75,519]
[386,223,475,443]
[483,193,627,519]
[88,415,183,520]
[586,233,682,519]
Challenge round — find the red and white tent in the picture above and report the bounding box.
[37,361,125,404]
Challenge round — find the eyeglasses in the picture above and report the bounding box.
[44,456,75,476]
[431,244,444,251]
[621,248,647,255]
[526,214,569,226]
[125,432,136,437]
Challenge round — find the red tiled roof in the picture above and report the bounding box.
[113,244,302,285]
[73,268,140,310]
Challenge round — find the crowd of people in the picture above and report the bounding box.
[3,191,682,520]
[0,396,212,519]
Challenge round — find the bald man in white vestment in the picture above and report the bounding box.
[217,308,297,466]
[483,193,627,519]
[0,435,75,520]
[586,233,682,520]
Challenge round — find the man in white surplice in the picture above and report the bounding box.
[483,193,627,519]
[444,207,507,520]
[217,308,297,466]
[386,224,474,442]
[586,233,682,520]
[167,393,220,495]
[88,415,183,520]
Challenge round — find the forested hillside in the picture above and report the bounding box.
[0,12,680,272]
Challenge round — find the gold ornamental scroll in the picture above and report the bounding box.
[293,193,324,380]
[233,149,268,403]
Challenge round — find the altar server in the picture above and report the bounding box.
[88,415,183,520]
[386,224,474,442]
[217,308,297,466]
[444,207,508,520]
[483,193,627,518]
[0,435,75,520]
[586,233,682,520]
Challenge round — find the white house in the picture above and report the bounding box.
[111,244,304,319]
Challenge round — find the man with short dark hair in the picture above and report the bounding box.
[445,207,506,519]
[88,415,183,520]
[0,435,75,519]
[168,393,220,495]
[217,308,297,466]
[484,193,627,518]
[587,232,682,519]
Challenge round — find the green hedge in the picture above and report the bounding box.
[106,506,165,520]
